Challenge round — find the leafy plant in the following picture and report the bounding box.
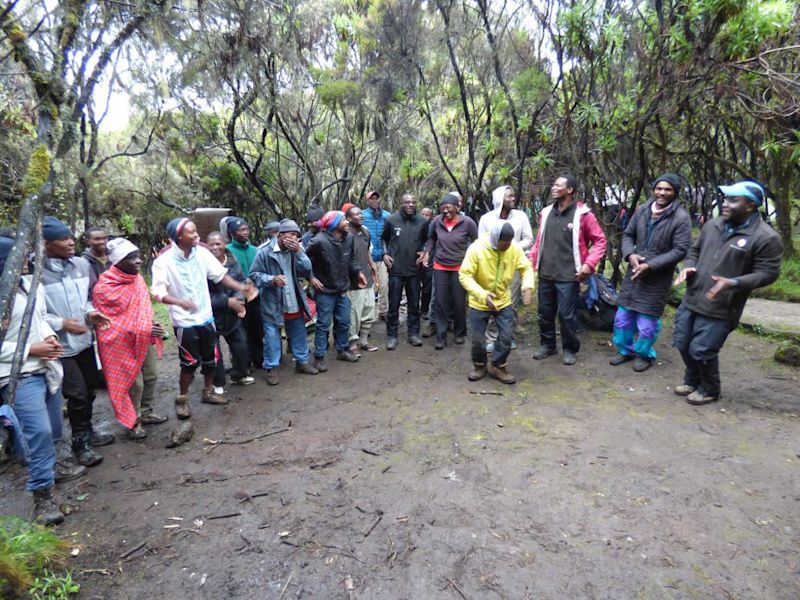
[30,570,80,600]
[0,516,70,598]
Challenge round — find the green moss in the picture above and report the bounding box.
[22,145,51,196]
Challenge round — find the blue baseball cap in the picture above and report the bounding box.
[718,181,765,206]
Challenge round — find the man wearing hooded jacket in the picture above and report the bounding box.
[529,175,607,366]
[610,174,692,372]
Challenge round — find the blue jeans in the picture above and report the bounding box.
[263,316,311,368]
[314,292,352,357]
[1,375,62,491]
[537,278,581,353]
[470,306,514,367]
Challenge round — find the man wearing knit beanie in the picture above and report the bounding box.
[41,216,114,468]
[305,211,367,371]
[610,173,692,372]
[673,180,782,405]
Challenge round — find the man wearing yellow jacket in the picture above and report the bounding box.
[459,222,534,384]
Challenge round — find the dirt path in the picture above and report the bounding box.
[2,315,799,599]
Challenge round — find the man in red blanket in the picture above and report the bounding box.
[92,238,167,440]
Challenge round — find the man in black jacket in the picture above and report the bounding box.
[306,211,367,371]
[610,174,692,372]
[673,180,783,405]
[381,193,429,349]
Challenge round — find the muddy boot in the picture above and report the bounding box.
[89,428,115,447]
[54,442,86,483]
[487,363,516,384]
[422,321,436,338]
[315,356,328,373]
[175,394,192,420]
[71,433,103,467]
[468,363,487,381]
[201,388,229,405]
[32,487,64,526]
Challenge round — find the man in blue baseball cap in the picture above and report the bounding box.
[673,180,783,405]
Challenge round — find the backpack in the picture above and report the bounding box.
[579,274,619,331]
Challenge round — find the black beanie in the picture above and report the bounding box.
[653,173,681,196]
[498,222,515,242]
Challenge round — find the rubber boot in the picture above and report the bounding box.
[71,433,103,467]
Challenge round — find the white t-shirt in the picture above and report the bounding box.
[151,244,227,327]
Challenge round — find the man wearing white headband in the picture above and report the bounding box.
[673,180,783,405]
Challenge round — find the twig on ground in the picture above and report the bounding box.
[364,510,384,538]
[205,425,292,446]
[469,390,504,396]
[278,573,293,600]
[119,541,147,560]
[207,511,242,520]
[361,447,380,456]
[447,578,469,599]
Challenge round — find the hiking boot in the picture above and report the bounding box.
[232,375,256,386]
[359,341,379,352]
[336,349,360,362]
[264,369,280,386]
[348,343,362,358]
[435,339,445,350]
[140,412,168,425]
[54,459,86,484]
[422,322,436,338]
[408,335,423,347]
[72,436,103,467]
[386,337,398,351]
[32,487,64,526]
[454,336,465,345]
[201,388,229,405]
[532,347,557,360]
[315,357,328,372]
[686,390,720,406]
[468,363,488,381]
[633,357,653,372]
[89,429,115,447]
[175,395,191,420]
[674,384,696,396]
[488,363,516,384]
[127,422,147,441]
[295,362,320,375]
[562,351,577,366]
[610,353,633,366]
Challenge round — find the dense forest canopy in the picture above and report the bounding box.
[0,0,798,259]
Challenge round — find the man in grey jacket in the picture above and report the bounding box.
[610,174,692,372]
[673,181,783,405]
[41,217,112,467]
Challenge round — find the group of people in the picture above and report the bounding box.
[0,173,783,526]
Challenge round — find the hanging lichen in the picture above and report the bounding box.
[21,145,51,196]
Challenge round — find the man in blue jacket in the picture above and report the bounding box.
[362,191,390,319]
[249,220,319,385]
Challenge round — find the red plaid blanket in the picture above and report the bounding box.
[92,267,163,428]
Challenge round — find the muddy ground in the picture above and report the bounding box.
[2,310,800,599]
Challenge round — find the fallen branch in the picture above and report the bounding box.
[364,511,384,538]
[361,448,380,456]
[206,511,242,521]
[119,541,147,560]
[469,390,504,396]
[205,425,292,446]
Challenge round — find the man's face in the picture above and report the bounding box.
[116,251,142,275]
[421,207,433,221]
[86,230,109,255]
[551,177,572,201]
[206,235,226,259]
[653,182,676,207]
[401,196,416,216]
[45,236,75,259]
[366,193,380,211]
[306,221,320,234]
[348,208,364,228]
[278,231,299,250]
[266,227,279,239]
[721,195,754,223]
[495,239,512,252]
[503,188,516,210]
[178,221,200,248]
[234,224,250,243]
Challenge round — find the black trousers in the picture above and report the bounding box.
[242,299,263,369]
[419,268,433,318]
[538,278,581,353]
[387,274,421,338]
[214,326,251,387]
[434,270,467,342]
[61,346,101,436]
[673,303,732,397]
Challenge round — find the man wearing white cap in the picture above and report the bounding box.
[673,180,783,405]
[93,238,168,439]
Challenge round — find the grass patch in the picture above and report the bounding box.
[751,253,800,302]
[0,516,76,599]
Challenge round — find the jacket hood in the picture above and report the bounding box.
[491,185,512,210]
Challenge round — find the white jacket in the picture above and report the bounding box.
[477,186,534,250]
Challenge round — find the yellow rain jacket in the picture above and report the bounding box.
[458,237,534,311]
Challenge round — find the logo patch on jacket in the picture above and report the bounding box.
[737,239,747,248]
